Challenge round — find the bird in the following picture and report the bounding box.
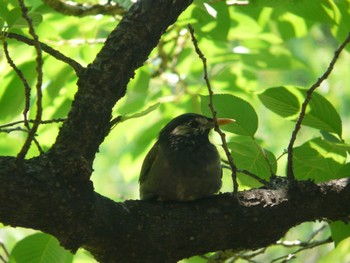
[139,113,235,201]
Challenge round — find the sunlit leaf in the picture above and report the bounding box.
[303,90,342,138]
[6,8,42,29]
[9,233,73,263]
[258,86,342,137]
[201,94,258,136]
[51,99,72,119]
[0,61,37,121]
[258,86,300,118]
[6,7,22,28]
[117,69,150,115]
[207,2,230,41]
[335,163,350,178]
[121,103,159,122]
[321,131,350,154]
[191,2,230,42]
[248,0,337,24]
[293,137,347,182]
[286,0,336,24]
[0,1,10,19]
[227,135,276,187]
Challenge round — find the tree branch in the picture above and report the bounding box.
[42,0,126,17]
[49,0,193,163]
[6,32,84,75]
[0,156,349,262]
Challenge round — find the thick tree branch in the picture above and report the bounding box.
[49,0,193,163]
[0,156,349,262]
[42,0,126,17]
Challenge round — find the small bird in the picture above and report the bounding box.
[139,113,235,201]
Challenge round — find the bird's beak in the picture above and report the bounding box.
[216,118,236,126]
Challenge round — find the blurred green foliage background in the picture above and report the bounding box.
[1,0,350,262]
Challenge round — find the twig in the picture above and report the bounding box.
[206,248,267,263]
[109,115,123,129]
[271,237,332,263]
[207,224,331,263]
[6,32,84,75]
[3,39,43,154]
[2,38,38,150]
[286,31,350,181]
[2,41,31,107]
[306,223,328,242]
[0,241,9,262]
[188,24,238,195]
[222,162,268,185]
[17,0,44,159]
[0,127,30,133]
[0,118,66,129]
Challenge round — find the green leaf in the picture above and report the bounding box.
[276,15,308,40]
[117,69,150,115]
[293,137,347,182]
[247,0,288,8]
[286,0,336,24]
[0,61,37,121]
[318,236,350,263]
[329,221,350,246]
[321,131,350,154]
[302,90,342,138]
[227,135,276,187]
[6,8,42,29]
[191,2,230,42]
[248,0,337,24]
[206,2,230,41]
[51,99,72,119]
[258,86,342,137]
[13,12,42,28]
[335,163,350,178]
[129,119,165,159]
[258,86,300,118]
[121,103,160,122]
[6,7,22,28]
[9,233,73,263]
[201,94,258,136]
[0,17,4,30]
[0,0,10,19]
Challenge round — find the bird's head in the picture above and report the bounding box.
[158,113,235,143]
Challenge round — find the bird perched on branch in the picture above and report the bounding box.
[139,113,235,201]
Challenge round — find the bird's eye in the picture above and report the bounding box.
[190,121,200,128]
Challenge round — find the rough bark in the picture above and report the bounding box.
[49,0,193,163]
[0,157,349,262]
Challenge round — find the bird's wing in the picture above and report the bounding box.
[139,142,159,184]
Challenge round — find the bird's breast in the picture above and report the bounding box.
[141,141,222,201]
